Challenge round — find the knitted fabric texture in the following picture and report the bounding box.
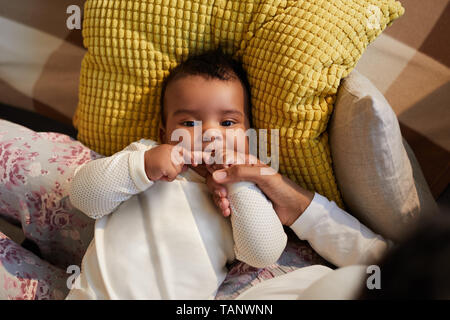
[69,141,150,219]
[74,0,405,207]
[228,182,287,268]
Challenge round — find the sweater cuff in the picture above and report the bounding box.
[226,181,255,196]
[128,149,153,191]
[289,192,331,239]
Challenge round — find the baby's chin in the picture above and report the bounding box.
[189,163,210,178]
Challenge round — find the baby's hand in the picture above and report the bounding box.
[204,148,259,173]
[205,149,262,217]
[144,144,197,182]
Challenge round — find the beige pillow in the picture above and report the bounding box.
[329,70,438,242]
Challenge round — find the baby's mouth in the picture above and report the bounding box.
[188,163,210,178]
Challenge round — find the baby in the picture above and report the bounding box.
[66,50,287,299]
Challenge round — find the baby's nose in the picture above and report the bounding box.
[200,128,224,155]
[201,126,224,142]
[202,133,223,149]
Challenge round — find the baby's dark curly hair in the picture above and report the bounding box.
[160,48,252,125]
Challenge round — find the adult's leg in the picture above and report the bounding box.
[234,265,367,300]
[0,119,98,269]
[233,265,332,300]
[0,231,69,300]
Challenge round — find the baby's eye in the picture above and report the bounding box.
[182,121,196,127]
[221,120,235,127]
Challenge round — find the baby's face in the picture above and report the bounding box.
[160,75,250,157]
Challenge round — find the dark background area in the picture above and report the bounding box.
[0,102,77,138]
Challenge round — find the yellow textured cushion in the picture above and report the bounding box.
[74,0,404,207]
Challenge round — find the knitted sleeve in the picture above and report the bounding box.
[227,182,288,268]
[69,139,156,219]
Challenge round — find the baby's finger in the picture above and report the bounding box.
[212,194,223,212]
[170,145,187,167]
[205,174,228,198]
[219,197,230,212]
[191,150,205,167]
[163,166,179,182]
[223,208,231,217]
[175,162,188,174]
[213,194,230,217]
[202,150,215,165]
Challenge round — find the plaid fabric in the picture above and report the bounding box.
[354,0,450,198]
[0,0,86,125]
[0,0,449,197]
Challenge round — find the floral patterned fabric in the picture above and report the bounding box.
[0,120,98,269]
[0,231,69,299]
[0,119,331,300]
[0,119,98,299]
[215,228,332,299]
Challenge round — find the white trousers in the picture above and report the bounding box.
[234,265,368,300]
